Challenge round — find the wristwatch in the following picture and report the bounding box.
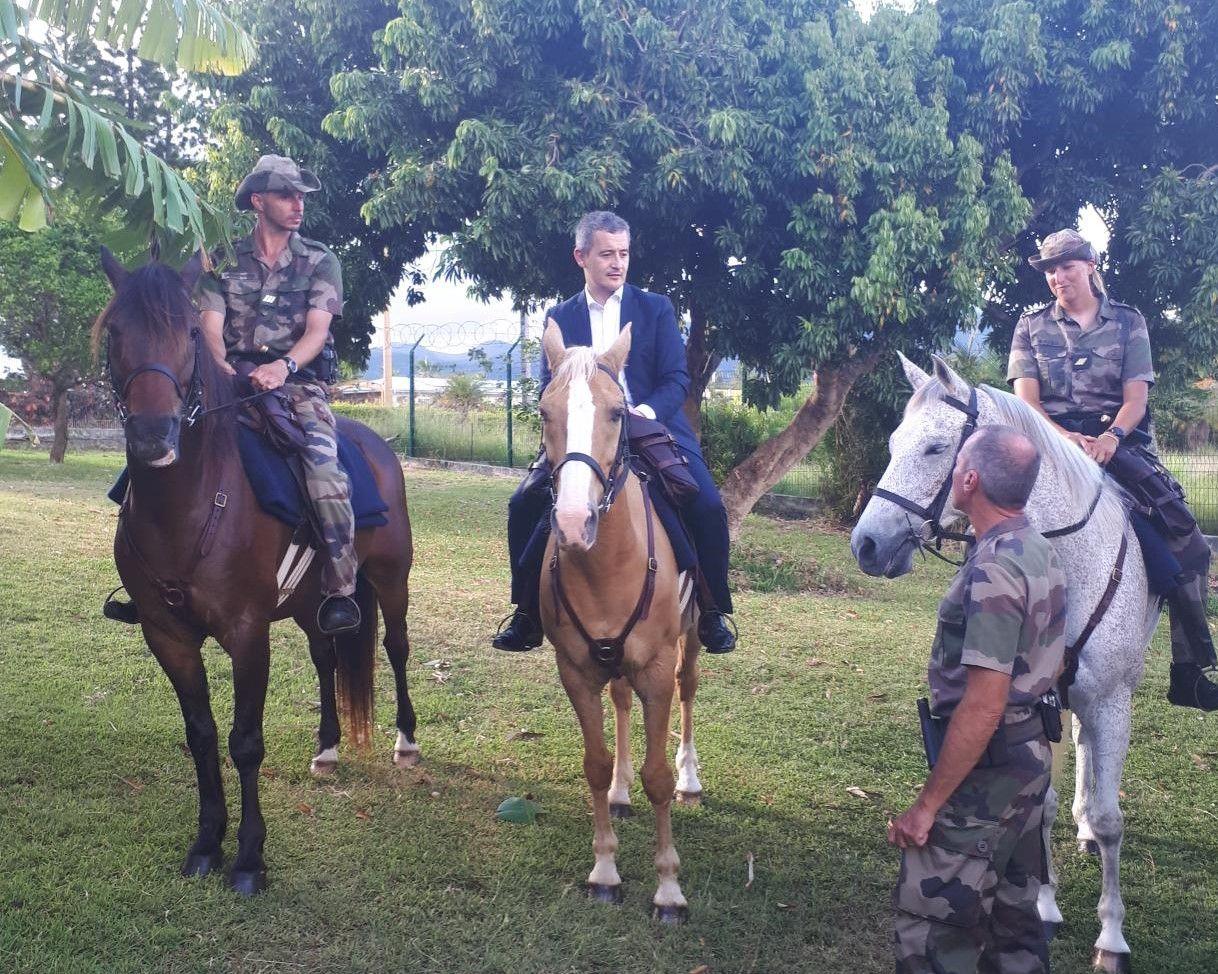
[1102,425,1126,442]
[279,355,299,375]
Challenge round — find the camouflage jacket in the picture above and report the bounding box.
[196,232,344,359]
[929,514,1067,722]
[1006,294,1154,418]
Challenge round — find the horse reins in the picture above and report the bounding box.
[871,382,1128,706]
[548,363,659,678]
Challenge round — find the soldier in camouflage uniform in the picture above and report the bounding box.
[195,155,359,636]
[1007,228,1218,710]
[890,425,1065,974]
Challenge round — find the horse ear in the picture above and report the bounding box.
[930,353,969,397]
[542,318,567,371]
[180,249,207,294]
[599,322,632,376]
[897,350,929,391]
[100,246,128,291]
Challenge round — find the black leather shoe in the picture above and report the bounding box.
[318,595,361,636]
[1167,662,1218,711]
[103,586,140,624]
[493,611,543,652]
[698,611,737,654]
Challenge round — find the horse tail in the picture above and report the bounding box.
[334,572,378,750]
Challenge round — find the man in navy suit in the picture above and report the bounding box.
[493,211,737,654]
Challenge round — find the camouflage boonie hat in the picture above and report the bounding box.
[1028,229,1098,271]
[235,154,321,211]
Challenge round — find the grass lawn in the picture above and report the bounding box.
[1,452,1217,973]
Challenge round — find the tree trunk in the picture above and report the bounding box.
[50,384,70,463]
[719,351,881,539]
[682,302,720,443]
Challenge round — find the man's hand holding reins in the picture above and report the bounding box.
[250,359,290,391]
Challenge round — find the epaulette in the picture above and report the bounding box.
[1107,298,1140,312]
[1020,301,1054,319]
[297,235,333,254]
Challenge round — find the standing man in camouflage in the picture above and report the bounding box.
[195,154,359,636]
[889,426,1066,974]
[1008,228,1218,709]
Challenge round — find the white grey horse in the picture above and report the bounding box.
[851,353,1160,973]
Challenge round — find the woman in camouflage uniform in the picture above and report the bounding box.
[1007,228,1218,710]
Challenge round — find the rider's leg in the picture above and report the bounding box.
[494,467,551,651]
[678,451,736,653]
[1164,528,1218,710]
[289,383,359,635]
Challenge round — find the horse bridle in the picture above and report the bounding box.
[107,327,206,428]
[871,387,980,553]
[548,362,632,516]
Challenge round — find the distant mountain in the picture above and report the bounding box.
[365,340,536,381]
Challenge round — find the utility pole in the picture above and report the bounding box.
[519,309,531,380]
[381,309,393,406]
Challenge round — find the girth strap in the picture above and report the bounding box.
[1059,532,1128,709]
[549,475,659,678]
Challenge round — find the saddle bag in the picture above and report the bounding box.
[232,361,309,455]
[626,415,699,504]
[1107,443,1196,538]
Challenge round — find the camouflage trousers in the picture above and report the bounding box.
[284,381,356,597]
[1166,526,1215,667]
[894,737,1052,974]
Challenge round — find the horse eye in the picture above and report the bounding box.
[611,407,626,422]
[924,442,948,456]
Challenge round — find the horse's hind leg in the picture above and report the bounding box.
[608,677,634,817]
[226,629,272,896]
[146,625,226,878]
[557,656,622,904]
[364,559,419,767]
[304,632,341,776]
[637,663,688,923]
[674,631,702,805]
[1076,690,1134,970]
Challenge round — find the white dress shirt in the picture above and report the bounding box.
[585,286,655,419]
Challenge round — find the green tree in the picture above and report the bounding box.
[192,0,425,367]
[325,0,1029,533]
[1,0,253,255]
[0,212,113,460]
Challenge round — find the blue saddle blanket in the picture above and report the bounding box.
[108,425,389,530]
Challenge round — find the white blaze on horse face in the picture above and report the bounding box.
[553,373,597,544]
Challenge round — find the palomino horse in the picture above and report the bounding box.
[851,354,1160,972]
[538,322,701,922]
[95,251,419,895]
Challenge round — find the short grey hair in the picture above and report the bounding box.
[575,211,630,252]
[961,425,1041,509]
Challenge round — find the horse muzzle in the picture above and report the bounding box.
[553,504,599,551]
[126,415,181,468]
[850,524,915,579]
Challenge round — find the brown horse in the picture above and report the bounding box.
[94,250,418,895]
[538,323,701,922]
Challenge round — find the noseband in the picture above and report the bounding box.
[107,327,205,428]
[548,363,632,516]
[871,387,979,554]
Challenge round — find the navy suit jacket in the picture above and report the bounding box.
[540,284,700,458]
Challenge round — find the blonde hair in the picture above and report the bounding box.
[1090,266,1107,295]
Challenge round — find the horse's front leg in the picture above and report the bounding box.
[1037,781,1064,939]
[637,660,687,923]
[1075,688,1134,971]
[674,631,702,805]
[607,677,634,818]
[304,632,341,776]
[144,623,226,878]
[557,654,622,903]
[1072,709,1098,853]
[224,626,272,896]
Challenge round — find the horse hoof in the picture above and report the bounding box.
[586,882,623,905]
[393,748,421,769]
[1092,948,1131,973]
[1080,839,1100,857]
[229,869,268,897]
[309,758,338,777]
[652,903,689,925]
[1043,921,1061,942]
[609,802,633,819]
[675,790,703,806]
[181,852,222,878]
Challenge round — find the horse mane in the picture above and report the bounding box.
[94,262,237,450]
[908,376,1128,538]
[552,346,600,387]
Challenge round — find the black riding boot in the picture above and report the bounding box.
[1165,581,1218,711]
[493,606,543,652]
[318,594,361,636]
[698,609,737,654]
